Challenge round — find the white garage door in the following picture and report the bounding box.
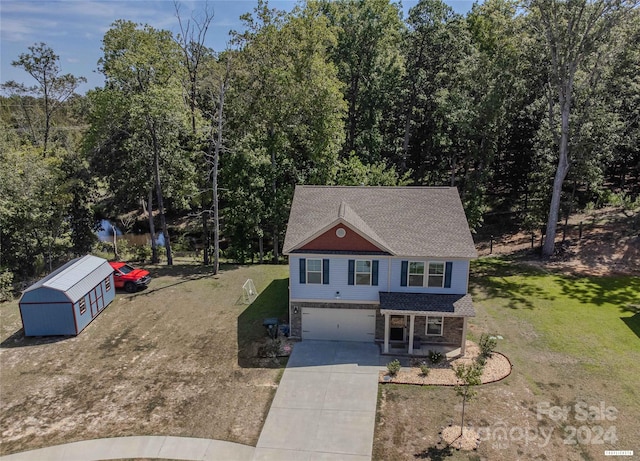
[302,308,376,342]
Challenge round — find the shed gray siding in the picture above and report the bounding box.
[21,303,76,336]
[19,255,116,336]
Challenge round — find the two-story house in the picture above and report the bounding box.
[282,185,478,355]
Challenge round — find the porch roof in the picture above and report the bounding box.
[379,292,476,317]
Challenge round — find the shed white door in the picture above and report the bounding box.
[302,308,376,342]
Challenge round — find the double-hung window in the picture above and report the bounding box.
[306,259,322,284]
[408,262,425,287]
[426,316,443,336]
[355,260,372,285]
[427,262,445,288]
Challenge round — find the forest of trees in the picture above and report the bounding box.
[1,0,639,286]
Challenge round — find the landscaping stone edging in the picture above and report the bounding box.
[379,351,513,387]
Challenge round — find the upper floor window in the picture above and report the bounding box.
[299,258,329,285]
[355,260,372,285]
[307,259,322,284]
[348,259,379,286]
[427,262,445,288]
[408,262,424,287]
[401,260,452,288]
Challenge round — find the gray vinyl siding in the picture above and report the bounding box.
[290,256,470,301]
[290,256,388,302]
[389,259,469,294]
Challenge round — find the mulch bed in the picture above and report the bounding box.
[379,341,512,386]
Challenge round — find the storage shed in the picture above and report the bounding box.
[19,255,116,336]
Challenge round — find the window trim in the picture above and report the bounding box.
[427,261,445,288]
[355,259,372,286]
[426,316,443,336]
[408,261,425,287]
[306,258,323,284]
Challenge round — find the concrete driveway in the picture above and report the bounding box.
[253,341,381,461]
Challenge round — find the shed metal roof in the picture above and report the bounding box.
[22,255,113,303]
[283,186,478,258]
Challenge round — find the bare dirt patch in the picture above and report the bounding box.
[0,262,289,456]
[476,206,640,276]
[440,426,480,451]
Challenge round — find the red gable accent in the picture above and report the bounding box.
[299,224,383,252]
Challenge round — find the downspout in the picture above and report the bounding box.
[387,255,392,292]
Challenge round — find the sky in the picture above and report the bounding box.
[1,0,476,94]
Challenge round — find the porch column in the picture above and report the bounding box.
[460,317,468,355]
[383,313,390,354]
[408,314,415,355]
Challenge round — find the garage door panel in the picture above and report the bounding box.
[302,308,375,342]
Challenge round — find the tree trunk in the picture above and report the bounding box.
[148,188,158,264]
[542,88,572,258]
[211,70,228,275]
[202,210,210,265]
[460,392,467,437]
[43,75,50,155]
[147,117,173,265]
[401,106,412,174]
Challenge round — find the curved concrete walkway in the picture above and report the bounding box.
[0,436,255,461]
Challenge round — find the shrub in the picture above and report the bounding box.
[428,350,443,364]
[258,338,283,358]
[419,363,430,377]
[479,333,497,358]
[387,359,401,376]
[135,245,152,263]
[0,270,14,303]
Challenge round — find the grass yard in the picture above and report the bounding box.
[0,260,289,456]
[374,258,640,461]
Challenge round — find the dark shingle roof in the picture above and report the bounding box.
[282,186,477,258]
[379,292,476,317]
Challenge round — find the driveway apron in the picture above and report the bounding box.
[253,340,381,461]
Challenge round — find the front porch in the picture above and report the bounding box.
[378,341,464,359]
[377,292,476,356]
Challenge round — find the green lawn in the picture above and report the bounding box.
[471,258,640,403]
[375,258,640,461]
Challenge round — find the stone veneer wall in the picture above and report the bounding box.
[375,312,464,345]
[289,301,378,339]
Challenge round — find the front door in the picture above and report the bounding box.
[389,315,405,341]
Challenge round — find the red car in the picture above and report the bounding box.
[109,262,152,293]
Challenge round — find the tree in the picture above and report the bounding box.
[400,0,457,174]
[528,0,637,257]
[97,20,195,265]
[453,362,483,439]
[319,0,404,163]
[0,143,72,276]
[174,1,214,135]
[225,1,345,262]
[2,42,86,154]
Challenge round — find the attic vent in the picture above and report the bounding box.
[338,201,347,218]
[336,228,346,238]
